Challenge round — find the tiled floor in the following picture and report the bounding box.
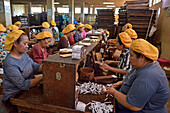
[166,79,170,113]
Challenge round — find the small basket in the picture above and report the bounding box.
[80,67,94,81]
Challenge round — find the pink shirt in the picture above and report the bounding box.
[29,44,49,64]
[81,30,89,38]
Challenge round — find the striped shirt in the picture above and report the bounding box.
[116,48,132,80]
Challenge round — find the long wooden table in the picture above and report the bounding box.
[10,37,116,113]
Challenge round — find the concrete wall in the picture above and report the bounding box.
[151,2,170,59]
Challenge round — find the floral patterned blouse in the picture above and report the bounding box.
[0,33,9,63]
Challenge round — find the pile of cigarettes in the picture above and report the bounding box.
[78,82,103,94]
[87,100,114,113]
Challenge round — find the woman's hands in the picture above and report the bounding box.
[103,86,116,95]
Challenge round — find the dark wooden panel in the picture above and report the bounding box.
[43,63,76,109]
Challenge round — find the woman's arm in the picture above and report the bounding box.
[100,63,128,75]
[38,64,42,72]
[103,87,142,111]
[30,76,43,87]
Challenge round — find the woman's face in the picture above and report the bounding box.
[40,38,51,48]
[129,48,141,69]
[116,38,123,50]
[79,27,85,33]
[67,31,75,38]
[14,35,29,54]
[85,28,89,32]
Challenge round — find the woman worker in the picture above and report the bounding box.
[3,30,43,103]
[73,24,84,43]
[100,32,132,80]
[107,23,133,44]
[0,24,8,63]
[29,31,52,64]
[103,39,170,113]
[57,24,76,50]
[50,20,59,42]
[81,24,92,38]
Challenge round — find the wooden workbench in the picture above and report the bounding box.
[10,37,116,113]
[10,85,115,113]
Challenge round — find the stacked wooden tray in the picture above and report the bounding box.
[12,16,29,27]
[124,1,156,43]
[97,9,115,38]
[125,1,149,10]
[118,8,127,26]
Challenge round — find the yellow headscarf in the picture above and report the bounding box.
[35,31,53,40]
[106,31,110,35]
[42,22,50,29]
[125,29,138,39]
[62,24,76,34]
[0,23,6,32]
[85,24,92,30]
[118,32,132,48]
[130,39,158,61]
[5,30,25,51]
[77,24,84,30]
[126,23,132,29]
[50,20,56,27]
[7,25,19,31]
[14,21,22,25]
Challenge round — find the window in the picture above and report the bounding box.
[90,8,93,14]
[75,7,81,14]
[153,0,161,5]
[115,8,120,15]
[31,7,42,13]
[57,7,69,13]
[84,8,88,14]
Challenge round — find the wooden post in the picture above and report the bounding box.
[27,2,31,14]
[69,0,74,24]
[88,4,90,14]
[0,0,12,26]
[47,0,54,23]
[80,1,85,23]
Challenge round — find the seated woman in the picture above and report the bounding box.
[81,24,92,38]
[29,31,52,64]
[107,29,138,62]
[57,24,76,50]
[42,22,54,47]
[0,23,8,63]
[103,39,170,113]
[14,21,22,29]
[3,30,43,103]
[107,23,133,44]
[68,24,76,46]
[100,32,132,80]
[50,20,59,42]
[73,24,84,43]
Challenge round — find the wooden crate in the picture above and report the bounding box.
[43,42,101,109]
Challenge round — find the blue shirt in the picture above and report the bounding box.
[73,31,82,43]
[118,61,170,113]
[117,48,132,80]
[3,53,40,101]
